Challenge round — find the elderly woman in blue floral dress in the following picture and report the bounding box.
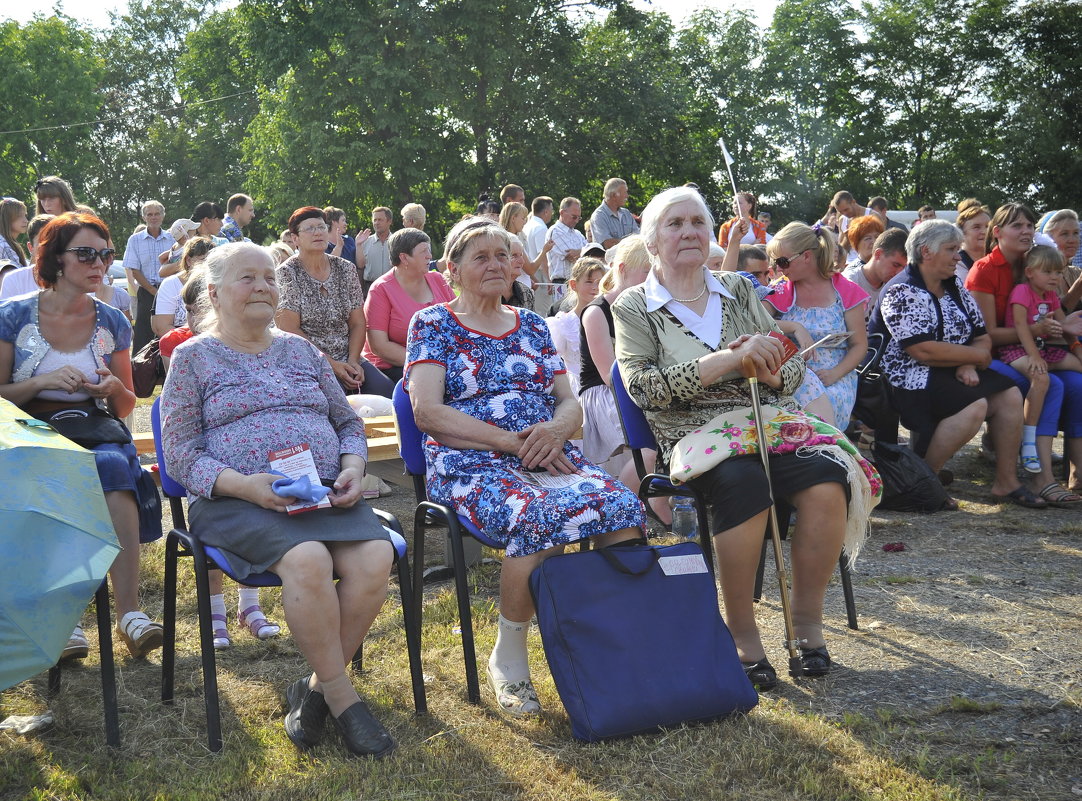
[406,216,645,718]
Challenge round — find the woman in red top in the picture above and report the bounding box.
[717,192,767,248]
[965,203,1082,503]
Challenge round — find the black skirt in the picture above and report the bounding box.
[889,366,1016,456]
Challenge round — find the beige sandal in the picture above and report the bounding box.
[116,611,163,658]
[61,625,89,661]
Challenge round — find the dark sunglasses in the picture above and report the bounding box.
[64,247,116,266]
[770,250,807,270]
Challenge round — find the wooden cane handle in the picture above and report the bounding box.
[740,355,757,379]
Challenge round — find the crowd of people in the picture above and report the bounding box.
[2,170,1081,756]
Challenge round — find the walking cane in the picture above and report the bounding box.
[740,356,803,679]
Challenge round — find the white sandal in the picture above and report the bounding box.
[116,611,163,658]
[486,665,541,718]
[61,625,89,661]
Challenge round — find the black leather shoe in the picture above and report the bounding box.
[799,646,832,677]
[284,677,329,749]
[741,657,778,691]
[333,700,396,759]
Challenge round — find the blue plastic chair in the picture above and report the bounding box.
[391,380,501,705]
[608,362,714,576]
[151,398,427,752]
[610,362,858,629]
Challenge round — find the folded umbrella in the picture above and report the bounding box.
[0,404,119,691]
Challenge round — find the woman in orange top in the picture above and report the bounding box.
[717,192,767,248]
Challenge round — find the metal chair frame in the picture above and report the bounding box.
[609,362,858,630]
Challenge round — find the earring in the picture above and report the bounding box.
[57,269,64,277]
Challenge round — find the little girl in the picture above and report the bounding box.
[999,245,1082,472]
[546,256,604,396]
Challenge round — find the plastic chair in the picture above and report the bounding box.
[46,461,164,749]
[609,363,715,575]
[391,380,501,705]
[610,362,858,629]
[151,398,427,753]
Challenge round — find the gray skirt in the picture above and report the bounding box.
[188,495,391,578]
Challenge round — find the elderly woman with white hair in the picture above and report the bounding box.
[612,187,881,691]
[161,242,398,758]
[871,220,1039,508]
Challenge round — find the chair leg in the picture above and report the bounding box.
[191,547,223,753]
[396,552,428,715]
[351,643,364,672]
[447,523,481,705]
[47,665,60,697]
[161,534,178,704]
[96,582,120,748]
[839,552,859,631]
[411,506,429,645]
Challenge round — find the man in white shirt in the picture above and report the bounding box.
[522,196,554,262]
[544,197,587,282]
[357,206,393,295]
[124,200,175,352]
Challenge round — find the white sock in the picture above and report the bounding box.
[1021,425,1038,462]
[488,614,531,684]
[210,593,227,622]
[237,586,261,614]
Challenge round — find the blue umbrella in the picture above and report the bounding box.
[0,406,119,691]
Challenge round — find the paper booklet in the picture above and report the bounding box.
[268,444,332,514]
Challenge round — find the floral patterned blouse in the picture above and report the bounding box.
[160,330,367,499]
[275,254,363,361]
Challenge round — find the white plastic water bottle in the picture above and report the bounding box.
[671,496,698,540]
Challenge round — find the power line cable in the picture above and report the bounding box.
[0,89,257,136]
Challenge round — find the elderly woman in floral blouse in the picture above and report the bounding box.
[613,187,877,692]
[162,242,398,759]
[274,206,393,398]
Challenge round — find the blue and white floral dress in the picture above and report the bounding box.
[405,304,645,557]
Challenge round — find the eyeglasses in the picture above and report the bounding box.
[64,247,116,266]
[770,250,807,270]
[297,223,329,235]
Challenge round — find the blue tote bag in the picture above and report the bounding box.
[529,541,758,742]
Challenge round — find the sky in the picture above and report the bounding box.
[7,0,780,30]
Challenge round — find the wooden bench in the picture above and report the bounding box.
[134,415,403,462]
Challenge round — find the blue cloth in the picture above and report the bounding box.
[269,473,332,503]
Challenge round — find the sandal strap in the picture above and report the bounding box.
[239,605,280,638]
[119,611,155,639]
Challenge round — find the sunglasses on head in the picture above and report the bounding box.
[64,247,116,266]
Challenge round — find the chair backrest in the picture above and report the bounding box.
[857,332,886,380]
[609,362,656,479]
[150,397,187,499]
[610,362,658,451]
[392,380,427,478]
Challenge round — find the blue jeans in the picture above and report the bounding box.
[988,359,1082,438]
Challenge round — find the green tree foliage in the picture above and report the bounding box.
[856,0,1003,209]
[0,17,103,211]
[986,0,1082,211]
[758,0,865,222]
[0,0,1076,240]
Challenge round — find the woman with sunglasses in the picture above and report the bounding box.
[0,212,164,660]
[764,222,869,428]
[275,207,393,398]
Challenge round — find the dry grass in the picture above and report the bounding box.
[2,414,1080,800]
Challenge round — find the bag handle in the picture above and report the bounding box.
[598,541,657,576]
